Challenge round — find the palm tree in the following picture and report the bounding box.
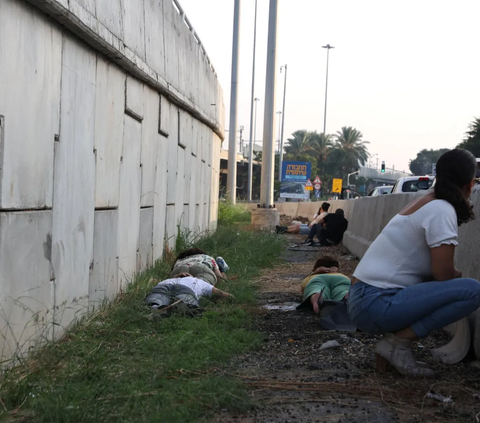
[284,130,311,156]
[308,132,333,173]
[332,127,369,177]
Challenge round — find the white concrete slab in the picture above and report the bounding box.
[165,205,176,250]
[94,58,125,208]
[162,0,179,88]
[159,95,170,136]
[141,88,160,207]
[153,134,169,260]
[73,0,96,15]
[138,207,154,271]
[122,0,146,60]
[51,37,96,336]
[89,210,118,310]
[166,106,179,205]
[0,211,53,362]
[176,146,186,225]
[125,76,145,120]
[117,116,142,288]
[0,0,62,209]
[96,0,123,39]
[188,156,197,229]
[145,0,166,76]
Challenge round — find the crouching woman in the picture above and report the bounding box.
[347,149,480,376]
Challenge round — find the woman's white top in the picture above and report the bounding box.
[157,277,214,297]
[353,200,458,289]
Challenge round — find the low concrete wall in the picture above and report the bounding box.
[0,0,223,363]
[273,191,480,281]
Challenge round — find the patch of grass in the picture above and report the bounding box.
[217,202,251,226]
[0,225,284,423]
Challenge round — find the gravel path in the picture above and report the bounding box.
[217,234,480,423]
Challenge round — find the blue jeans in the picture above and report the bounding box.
[347,279,480,338]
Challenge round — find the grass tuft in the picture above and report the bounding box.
[217,202,251,226]
[0,222,284,423]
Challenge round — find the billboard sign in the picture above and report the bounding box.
[280,161,312,199]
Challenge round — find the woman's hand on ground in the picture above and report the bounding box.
[177,272,192,278]
[314,266,330,274]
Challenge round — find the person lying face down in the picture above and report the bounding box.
[170,248,227,285]
[297,255,351,314]
[145,273,233,312]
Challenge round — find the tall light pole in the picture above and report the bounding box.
[247,0,258,202]
[276,111,282,153]
[227,0,241,203]
[322,44,334,134]
[278,64,287,181]
[259,0,279,208]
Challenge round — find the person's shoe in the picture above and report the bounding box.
[275,225,288,234]
[375,333,434,377]
[216,257,229,273]
[304,239,315,246]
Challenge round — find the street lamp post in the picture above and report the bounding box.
[322,44,334,134]
[227,0,241,203]
[347,170,359,199]
[278,64,287,181]
[276,111,282,153]
[247,0,258,202]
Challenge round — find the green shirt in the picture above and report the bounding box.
[302,273,351,302]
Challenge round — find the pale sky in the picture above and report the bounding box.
[179,0,480,173]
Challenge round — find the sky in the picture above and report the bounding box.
[179,0,480,173]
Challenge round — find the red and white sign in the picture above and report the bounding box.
[313,176,322,184]
[314,183,321,190]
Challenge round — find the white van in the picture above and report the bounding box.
[391,176,434,194]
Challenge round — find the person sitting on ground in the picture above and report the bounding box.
[347,149,480,377]
[145,273,233,315]
[276,202,330,234]
[297,255,351,314]
[304,208,348,246]
[170,248,227,286]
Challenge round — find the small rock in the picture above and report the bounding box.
[319,340,341,351]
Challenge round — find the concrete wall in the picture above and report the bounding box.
[0,0,223,362]
[272,190,480,281]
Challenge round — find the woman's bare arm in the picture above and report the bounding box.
[211,287,234,299]
[430,244,461,281]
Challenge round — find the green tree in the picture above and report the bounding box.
[308,132,333,174]
[284,130,311,156]
[409,148,449,175]
[328,127,369,178]
[457,117,480,157]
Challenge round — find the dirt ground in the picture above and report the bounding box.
[217,231,480,423]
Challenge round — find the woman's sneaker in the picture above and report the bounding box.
[216,257,229,273]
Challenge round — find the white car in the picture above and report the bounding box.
[391,176,434,193]
[368,186,393,196]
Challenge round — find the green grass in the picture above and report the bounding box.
[0,222,284,423]
[217,202,251,226]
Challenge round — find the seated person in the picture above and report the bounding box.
[145,273,233,312]
[304,208,348,246]
[297,255,351,314]
[170,248,227,285]
[276,202,330,234]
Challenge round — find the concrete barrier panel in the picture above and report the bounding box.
[0,0,62,209]
[125,76,145,121]
[152,134,169,261]
[122,0,146,60]
[117,116,142,288]
[176,146,186,225]
[141,89,160,207]
[144,0,165,76]
[94,58,125,208]
[163,0,180,88]
[138,207,154,271]
[165,205,176,250]
[96,0,123,39]
[52,37,96,335]
[0,211,53,362]
[89,210,118,310]
[166,107,179,205]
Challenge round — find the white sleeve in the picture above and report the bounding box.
[197,279,214,297]
[422,203,458,248]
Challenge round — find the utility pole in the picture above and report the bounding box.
[239,125,244,153]
[226,0,241,203]
[278,64,287,181]
[247,0,258,202]
[259,0,278,208]
[322,44,334,134]
[276,111,282,153]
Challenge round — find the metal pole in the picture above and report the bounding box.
[226,0,241,203]
[322,44,334,134]
[247,0,258,201]
[278,64,287,182]
[276,111,282,153]
[260,0,278,208]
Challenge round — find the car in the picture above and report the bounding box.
[368,186,393,196]
[391,176,434,194]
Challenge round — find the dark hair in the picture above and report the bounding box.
[312,255,339,271]
[173,247,207,269]
[335,208,344,217]
[435,149,476,225]
[322,202,331,212]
